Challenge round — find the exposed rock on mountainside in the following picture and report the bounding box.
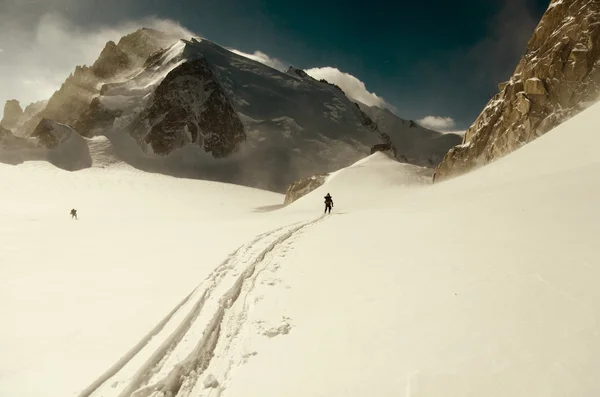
[136,58,245,157]
[434,0,600,182]
[1,100,23,130]
[1,27,459,191]
[359,103,462,167]
[91,41,132,79]
[371,143,393,154]
[0,120,91,169]
[284,173,329,205]
[75,97,123,137]
[32,119,76,149]
[17,28,181,137]
[1,99,48,136]
[0,125,29,149]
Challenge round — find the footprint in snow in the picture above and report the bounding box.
[262,318,293,338]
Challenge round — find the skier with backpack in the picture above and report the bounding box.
[324,193,333,214]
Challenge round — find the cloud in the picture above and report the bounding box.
[305,67,390,109]
[417,116,457,131]
[224,49,392,111]
[229,49,287,71]
[0,11,193,119]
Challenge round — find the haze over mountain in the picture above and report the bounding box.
[0,28,461,191]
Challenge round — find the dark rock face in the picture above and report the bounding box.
[31,119,73,148]
[75,97,123,137]
[1,100,23,130]
[355,106,398,158]
[91,41,132,79]
[286,66,309,78]
[371,143,393,154]
[138,58,246,157]
[0,125,36,156]
[0,125,11,138]
[144,48,169,69]
[435,0,600,182]
[319,79,345,94]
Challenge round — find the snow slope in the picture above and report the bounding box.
[0,163,303,397]
[2,101,600,397]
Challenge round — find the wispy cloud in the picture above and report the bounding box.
[229,49,287,71]
[417,116,457,132]
[0,11,192,117]
[305,67,391,109]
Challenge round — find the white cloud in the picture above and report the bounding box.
[442,130,466,136]
[304,66,390,109]
[229,49,287,71]
[0,12,193,118]
[417,116,457,132]
[225,51,392,111]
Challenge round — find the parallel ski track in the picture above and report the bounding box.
[79,215,325,397]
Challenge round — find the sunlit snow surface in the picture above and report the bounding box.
[2,101,600,397]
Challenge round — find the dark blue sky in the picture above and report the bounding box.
[5,0,550,129]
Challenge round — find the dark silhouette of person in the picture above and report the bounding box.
[324,193,333,214]
[70,209,78,220]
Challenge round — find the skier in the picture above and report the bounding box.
[324,193,333,214]
[70,209,78,220]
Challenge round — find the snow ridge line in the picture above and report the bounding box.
[130,215,326,397]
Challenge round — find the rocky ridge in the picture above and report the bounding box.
[434,0,600,181]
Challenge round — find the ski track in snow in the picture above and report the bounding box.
[80,215,326,397]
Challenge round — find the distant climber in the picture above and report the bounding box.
[70,209,78,220]
[324,193,333,214]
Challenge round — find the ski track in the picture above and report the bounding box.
[190,219,317,397]
[81,216,325,397]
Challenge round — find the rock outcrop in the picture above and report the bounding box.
[75,97,123,137]
[91,40,133,79]
[135,58,246,157]
[31,119,76,148]
[1,99,49,136]
[371,143,393,154]
[359,103,462,167]
[1,100,23,130]
[1,120,91,169]
[21,28,178,137]
[0,125,30,150]
[434,0,600,182]
[284,173,329,205]
[1,27,460,192]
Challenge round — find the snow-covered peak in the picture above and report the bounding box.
[0,29,459,192]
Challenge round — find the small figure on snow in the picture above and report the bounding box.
[324,193,333,214]
[70,209,78,220]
